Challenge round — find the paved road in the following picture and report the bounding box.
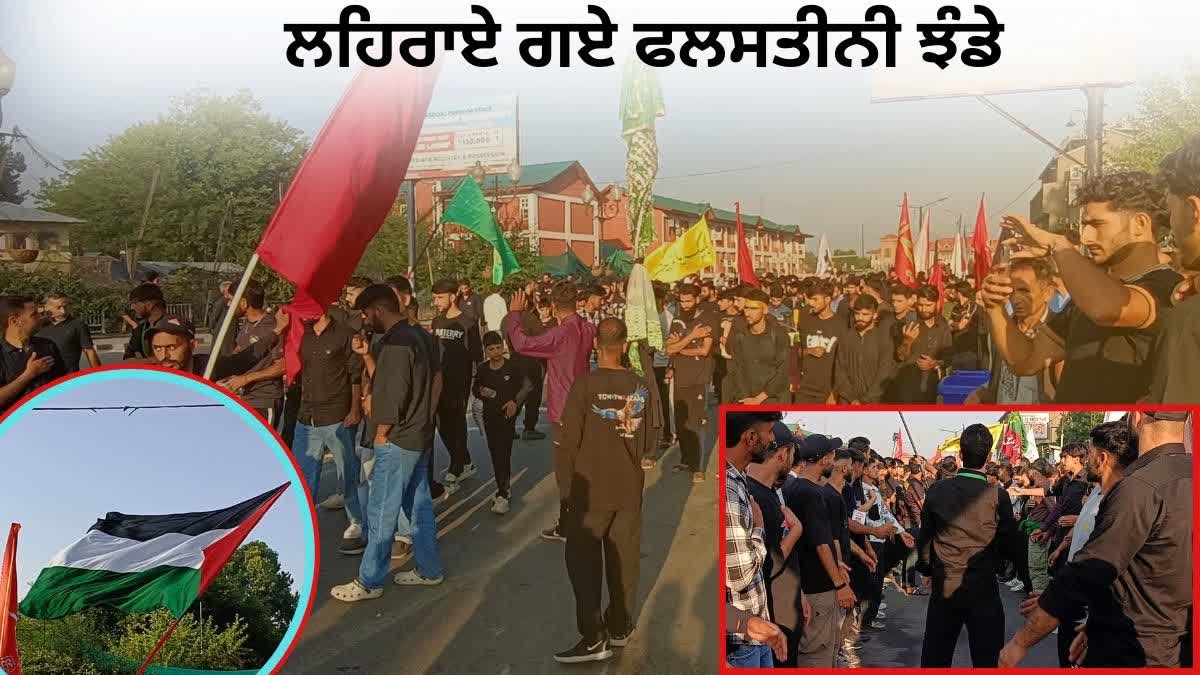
[857,580,1060,668]
[284,411,720,675]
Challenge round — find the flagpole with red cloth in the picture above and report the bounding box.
[972,194,991,291]
[894,193,917,287]
[930,262,945,312]
[205,63,440,382]
[1,524,21,675]
[735,202,760,288]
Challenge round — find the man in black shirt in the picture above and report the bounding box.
[472,331,532,514]
[432,278,483,490]
[123,283,166,361]
[887,285,952,403]
[1149,135,1200,402]
[36,292,100,373]
[0,295,64,412]
[744,423,805,642]
[291,307,364,547]
[782,434,856,668]
[834,295,893,404]
[213,281,284,424]
[727,288,790,405]
[554,318,647,663]
[666,283,717,482]
[917,424,1021,667]
[983,172,1181,403]
[796,280,845,404]
[331,285,444,602]
[1001,410,1192,667]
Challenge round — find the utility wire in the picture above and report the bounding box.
[31,403,225,416]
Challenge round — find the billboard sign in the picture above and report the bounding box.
[1021,412,1050,441]
[406,95,518,180]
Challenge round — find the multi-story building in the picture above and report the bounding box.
[600,191,810,278]
[1028,129,1134,230]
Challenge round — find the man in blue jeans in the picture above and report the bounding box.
[289,309,365,553]
[331,284,444,601]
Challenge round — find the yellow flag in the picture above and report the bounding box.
[645,216,716,282]
[934,423,1006,458]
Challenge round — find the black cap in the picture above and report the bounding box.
[795,434,838,462]
[772,422,796,448]
[147,315,195,340]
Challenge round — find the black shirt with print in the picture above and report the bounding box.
[432,313,482,394]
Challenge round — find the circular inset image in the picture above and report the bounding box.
[0,366,317,674]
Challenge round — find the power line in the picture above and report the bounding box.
[31,403,225,416]
[592,158,810,186]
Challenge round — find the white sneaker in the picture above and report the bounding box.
[394,570,444,586]
[879,602,888,610]
[319,493,345,510]
[458,463,478,481]
[443,470,459,484]
[491,495,510,515]
[343,523,362,539]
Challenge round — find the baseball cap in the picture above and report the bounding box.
[795,434,838,462]
[147,315,196,340]
[771,422,797,449]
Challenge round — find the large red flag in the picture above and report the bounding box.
[735,202,760,288]
[930,262,945,312]
[892,431,905,460]
[1,524,21,675]
[894,193,917,287]
[972,194,991,289]
[256,64,439,382]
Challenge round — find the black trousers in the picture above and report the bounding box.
[861,541,889,626]
[482,415,514,497]
[564,506,641,640]
[514,355,544,432]
[1057,615,1080,667]
[673,384,706,471]
[653,366,673,441]
[920,579,1005,667]
[436,381,472,475]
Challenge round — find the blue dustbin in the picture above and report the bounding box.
[937,370,991,405]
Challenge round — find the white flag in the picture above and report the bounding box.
[950,226,967,277]
[915,210,931,275]
[815,234,832,276]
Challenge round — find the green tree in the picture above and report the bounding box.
[1109,67,1200,173]
[37,90,308,263]
[428,226,543,292]
[1060,411,1106,447]
[15,612,112,675]
[106,609,250,672]
[195,541,298,663]
[0,145,27,203]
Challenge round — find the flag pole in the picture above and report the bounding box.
[898,411,920,458]
[135,614,183,675]
[202,253,260,380]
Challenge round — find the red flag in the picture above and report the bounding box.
[972,194,991,289]
[735,202,760,288]
[256,64,439,382]
[892,431,905,460]
[894,193,917,287]
[930,262,945,312]
[1,524,21,675]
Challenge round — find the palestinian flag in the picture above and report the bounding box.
[18,484,288,620]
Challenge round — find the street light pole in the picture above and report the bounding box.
[1084,86,1106,180]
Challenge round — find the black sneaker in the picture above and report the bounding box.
[553,636,613,663]
[339,537,366,555]
[522,429,546,441]
[609,627,633,647]
[540,525,566,542]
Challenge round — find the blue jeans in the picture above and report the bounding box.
[358,443,443,589]
[727,642,774,669]
[292,422,363,527]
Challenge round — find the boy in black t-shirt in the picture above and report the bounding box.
[432,278,483,490]
[473,331,532,515]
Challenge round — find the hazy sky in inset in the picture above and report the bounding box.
[3,0,1198,250]
[782,410,1000,457]
[0,374,309,600]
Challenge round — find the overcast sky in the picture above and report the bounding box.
[3,0,1198,250]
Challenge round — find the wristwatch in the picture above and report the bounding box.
[833,582,847,591]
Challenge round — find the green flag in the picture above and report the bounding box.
[441,176,521,284]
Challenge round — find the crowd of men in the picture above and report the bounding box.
[724,410,1192,668]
